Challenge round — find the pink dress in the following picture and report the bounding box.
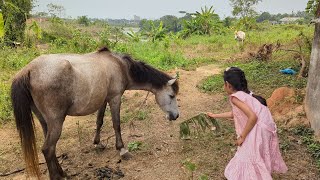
[224,91,288,180]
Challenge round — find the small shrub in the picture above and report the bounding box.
[128,141,142,152]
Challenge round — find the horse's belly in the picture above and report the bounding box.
[67,94,106,116]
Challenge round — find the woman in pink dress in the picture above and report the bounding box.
[207,67,287,180]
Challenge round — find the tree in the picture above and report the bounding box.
[47,3,65,18]
[160,15,181,32]
[305,1,320,136]
[77,15,90,26]
[0,0,34,45]
[181,6,223,38]
[256,12,272,22]
[306,0,319,15]
[230,0,262,29]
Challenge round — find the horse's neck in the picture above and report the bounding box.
[126,82,156,94]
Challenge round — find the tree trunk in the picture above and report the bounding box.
[305,2,320,136]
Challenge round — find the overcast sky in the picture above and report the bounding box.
[33,0,309,20]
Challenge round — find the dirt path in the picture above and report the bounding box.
[1,63,319,180]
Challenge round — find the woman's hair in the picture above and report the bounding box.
[223,67,267,106]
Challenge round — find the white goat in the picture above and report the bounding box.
[234,31,246,45]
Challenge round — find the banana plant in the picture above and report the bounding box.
[126,29,141,42]
[144,21,167,42]
[29,20,42,39]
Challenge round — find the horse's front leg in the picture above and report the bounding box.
[109,95,131,158]
[93,102,108,145]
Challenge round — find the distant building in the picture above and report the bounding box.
[279,17,302,24]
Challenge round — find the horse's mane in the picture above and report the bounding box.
[97,47,110,53]
[122,55,179,94]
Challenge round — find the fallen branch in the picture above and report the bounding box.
[0,154,66,177]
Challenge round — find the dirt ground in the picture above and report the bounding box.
[0,64,319,180]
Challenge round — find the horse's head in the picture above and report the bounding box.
[154,78,179,121]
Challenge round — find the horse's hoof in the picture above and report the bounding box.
[120,148,132,160]
[94,144,106,151]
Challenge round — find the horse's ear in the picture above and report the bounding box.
[167,79,176,86]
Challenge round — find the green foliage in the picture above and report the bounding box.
[199,175,209,180]
[28,20,42,39]
[128,141,142,152]
[127,29,141,42]
[145,21,167,42]
[180,113,220,139]
[182,159,196,172]
[181,6,224,38]
[0,13,4,38]
[230,0,262,17]
[230,0,262,30]
[2,2,26,44]
[199,60,308,97]
[77,15,90,26]
[306,0,319,15]
[292,126,320,168]
[0,80,12,124]
[160,15,181,32]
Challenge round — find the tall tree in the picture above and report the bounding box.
[306,0,320,136]
[306,0,319,15]
[230,0,262,29]
[160,15,181,32]
[0,0,34,45]
[47,3,65,18]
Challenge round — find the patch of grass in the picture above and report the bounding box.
[198,60,307,98]
[127,141,142,152]
[291,126,320,169]
[0,81,13,124]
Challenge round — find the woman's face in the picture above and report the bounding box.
[224,81,234,94]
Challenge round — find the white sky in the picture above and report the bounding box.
[33,0,309,20]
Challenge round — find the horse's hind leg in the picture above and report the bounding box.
[42,116,66,180]
[93,102,107,145]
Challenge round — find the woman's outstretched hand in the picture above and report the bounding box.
[207,112,216,118]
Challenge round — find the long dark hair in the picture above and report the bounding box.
[223,67,267,106]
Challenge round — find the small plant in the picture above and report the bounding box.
[182,159,196,180]
[127,29,141,42]
[199,175,209,180]
[291,125,320,169]
[128,141,142,152]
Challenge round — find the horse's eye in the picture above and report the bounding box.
[169,95,175,99]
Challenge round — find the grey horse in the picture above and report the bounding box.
[11,47,180,179]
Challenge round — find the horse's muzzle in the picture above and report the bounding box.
[168,113,179,121]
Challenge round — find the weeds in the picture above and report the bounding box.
[127,141,142,152]
[182,159,196,180]
[292,125,320,169]
[199,60,307,98]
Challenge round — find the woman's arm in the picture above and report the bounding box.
[207,111,233,119]
[231,97,257,146]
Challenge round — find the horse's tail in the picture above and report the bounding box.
[11,71,40,178]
